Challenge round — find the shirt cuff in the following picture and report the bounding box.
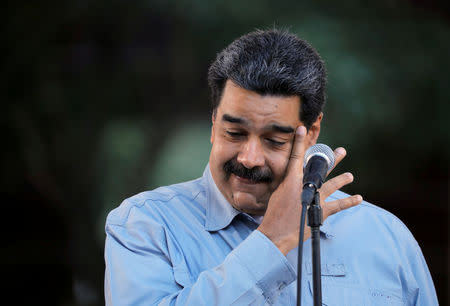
[233,230,296,302]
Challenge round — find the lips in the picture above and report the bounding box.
[233,174,262,185]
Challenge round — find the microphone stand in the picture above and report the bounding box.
[307,190,322,306]
[299,146,333,305]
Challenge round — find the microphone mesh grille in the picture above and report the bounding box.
[304,143,335,171]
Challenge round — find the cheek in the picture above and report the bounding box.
[267,151,291,179]
[210,146,232,172]
[213,139,239,159]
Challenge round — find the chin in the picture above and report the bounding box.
[245,205,267,216]
[231,191,269,215]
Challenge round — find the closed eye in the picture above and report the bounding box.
[266,138,286,146]
[226,131,245,137]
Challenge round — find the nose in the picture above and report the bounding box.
[237,137,265,169]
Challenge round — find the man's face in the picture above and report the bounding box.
[209,80,320,216]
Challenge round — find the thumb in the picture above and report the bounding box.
[284,126,307,180]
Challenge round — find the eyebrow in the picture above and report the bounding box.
[269,124,294,134]
[222,113,294,134]
[222,114,248,125]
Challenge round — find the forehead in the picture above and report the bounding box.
[217,80,301,127]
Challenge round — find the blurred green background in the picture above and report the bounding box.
[3,0,449,305]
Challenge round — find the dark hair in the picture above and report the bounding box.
[207,29,327,129]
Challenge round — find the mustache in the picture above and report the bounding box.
[223,158,273,183]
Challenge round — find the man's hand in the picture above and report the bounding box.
[257,126,362,255]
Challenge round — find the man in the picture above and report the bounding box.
[104,29,438,305]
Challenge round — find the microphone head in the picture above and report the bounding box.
[304,143,335,171]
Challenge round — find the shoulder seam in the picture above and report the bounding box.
[107,183,205,226]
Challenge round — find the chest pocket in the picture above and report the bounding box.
[306,263,404,306]
[309,280,404,306]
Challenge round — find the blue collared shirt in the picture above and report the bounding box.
[104,165,438,305]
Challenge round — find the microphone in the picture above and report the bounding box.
[301,144,335,206]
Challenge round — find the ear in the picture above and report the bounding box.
[210,112,216,144]
[306,112,323,147]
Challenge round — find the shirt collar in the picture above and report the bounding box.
[202,164,334,238]
[320,219,334,239]
[203,164,241,231]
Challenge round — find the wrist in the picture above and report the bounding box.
[257,226,294,255]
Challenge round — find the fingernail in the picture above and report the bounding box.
[296,126,306,136]
[355,195,363,202]
[335,147,346,155]
[345,172,354,181]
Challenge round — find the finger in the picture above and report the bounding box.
[327,147,346,175]
[319,172,354,199]
[285,126,307,179]
[323,194,363,217]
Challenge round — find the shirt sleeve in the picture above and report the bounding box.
[104,217,296,306]
[409,246,439,306]
[395,221,439,305]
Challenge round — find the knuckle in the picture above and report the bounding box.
[290,153,302,160]
[337,199,345,210]
[326,180,340,191]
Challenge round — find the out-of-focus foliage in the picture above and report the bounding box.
[3,0,448,305]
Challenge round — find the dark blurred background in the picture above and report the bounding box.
[3,0,449,305]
